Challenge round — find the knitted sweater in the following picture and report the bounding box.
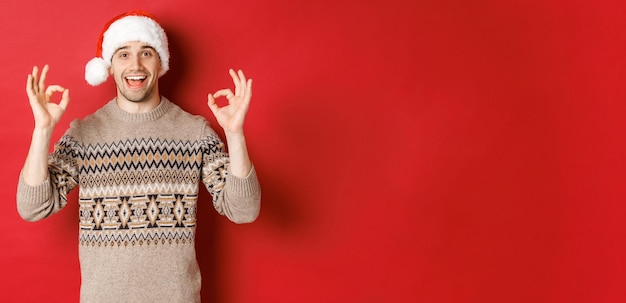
[16,98,261,303]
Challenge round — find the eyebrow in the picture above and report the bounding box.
[114,45,156,53]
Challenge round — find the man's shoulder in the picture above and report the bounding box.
[68,100,114,128]
[165,99,209,125]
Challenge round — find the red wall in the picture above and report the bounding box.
[1,0,625,302]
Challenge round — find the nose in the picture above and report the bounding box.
[129,54,144,70]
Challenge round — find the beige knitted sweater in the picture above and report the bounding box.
[17,98,261,303]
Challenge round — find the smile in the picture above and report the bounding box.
[124,75,147,88]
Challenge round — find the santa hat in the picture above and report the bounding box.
[85,10,170,86]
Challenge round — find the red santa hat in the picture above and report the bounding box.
[85,10,170,86]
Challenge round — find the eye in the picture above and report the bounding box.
[142,51,152,57]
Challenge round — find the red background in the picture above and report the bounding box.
[1,0,625,302]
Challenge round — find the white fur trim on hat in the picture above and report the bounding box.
[85,13,170,86]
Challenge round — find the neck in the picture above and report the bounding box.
[115,92,161,114]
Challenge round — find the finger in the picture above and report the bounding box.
[229,69,241,96]
[237,70,247,97]
[207,93,215,107]
[240,79,252,110]
[213,89,235,100]
[207,93,219,114]
[38,65,49,94]
[45,84,66,94]
[45,85,67,99]
[59,89,70,110]
[31,66,39,93]
[246,79,253,100]
[26,74,35,97]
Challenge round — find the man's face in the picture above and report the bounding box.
[110,41,162,103]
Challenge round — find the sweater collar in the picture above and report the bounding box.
[106,97,172,122]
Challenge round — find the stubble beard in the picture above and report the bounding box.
[116,74,156,103]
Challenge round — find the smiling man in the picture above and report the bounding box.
[112,44,161,103]
[17,10,260,303]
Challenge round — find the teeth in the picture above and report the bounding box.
[126,76,146,80]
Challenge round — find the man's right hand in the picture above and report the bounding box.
[22,65,70,186]
[26,65,70,129]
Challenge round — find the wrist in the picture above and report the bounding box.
[32,125,55,138]
[224,130,245,141]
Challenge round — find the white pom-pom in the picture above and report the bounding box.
[85,57,110,86]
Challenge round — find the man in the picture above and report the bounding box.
[17,10,261,302]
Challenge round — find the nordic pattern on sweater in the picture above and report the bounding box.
[44,101,232,248]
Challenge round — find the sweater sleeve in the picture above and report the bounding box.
[16,134,80,222]
[200,126,261,224]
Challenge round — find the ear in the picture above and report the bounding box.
[158,57,164,73]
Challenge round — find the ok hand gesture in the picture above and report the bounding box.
[26,65,70,129]
[207,69,252,135]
